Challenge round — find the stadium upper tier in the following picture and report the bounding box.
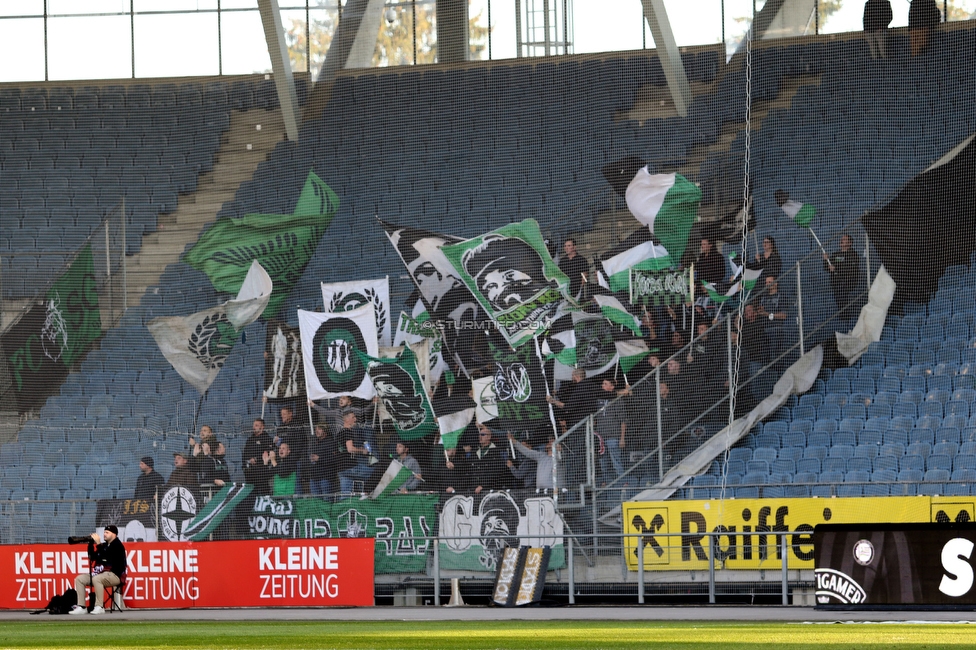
[0,22,975,543]
[0,77,298,298]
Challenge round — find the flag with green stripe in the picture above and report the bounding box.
[184,483,254,541]
[782,200,816,228]
[598,240,673,293]
[593,295,642,336]
[615,338,650,374]
[625,168,701,261]
[368,459,416,499]
[433,390,476,450]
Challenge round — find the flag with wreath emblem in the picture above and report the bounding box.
[321,277,391,347]
[298,304,379,400]
[149,261,272,394]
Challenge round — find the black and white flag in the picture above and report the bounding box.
[321,277,392,348]
[262,320,304,400]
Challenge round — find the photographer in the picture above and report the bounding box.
[69,526,126,615]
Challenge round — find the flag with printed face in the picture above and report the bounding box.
[542,312,619,380]
[298,304,379,400]
[356,347,436,441]
[782,200,816,228]
[625,168,700,261]
[321,277,392,347]
[149,261,272,394]
[184,171,338,318]
[597,231,673,294]
[441,219,573,348]
[381,220,488,374]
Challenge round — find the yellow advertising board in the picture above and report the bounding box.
[622,496,976,571]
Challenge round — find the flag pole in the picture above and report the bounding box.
[305,396,315,440]
[808,227,830,260]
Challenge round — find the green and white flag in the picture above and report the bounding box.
[299,304,379,400]
[322,277,392,347]
[369,459,416,499]
[598,240,673,293]
[149,261,273,394]
[433,390,476,450]
[441,219,573,348]
[616,339,650,374]
[593,295,642,336]
[184,483,254,541]
[625,168,700,261]
[728,254,763,292]
[703,281,739,304]
[781,200,816,228]
[542,313,618,381]
[357,346,436,440]
[184,171,339,318]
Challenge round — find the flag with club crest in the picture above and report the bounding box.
[356,346,436,441]
[541,312,618,380]
[184,171,339,318]
[625,168,700,261]
[321,277,392,347]
[149,261,272,394]
[298,304,379,400]
[440,219,573,348]
[471,376,499,424]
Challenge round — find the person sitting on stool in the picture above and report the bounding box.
[69,525,127,615]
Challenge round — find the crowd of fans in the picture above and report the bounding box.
[131,226,863,500]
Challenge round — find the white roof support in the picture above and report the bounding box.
[258,0,301,142]
[640,0,693,118]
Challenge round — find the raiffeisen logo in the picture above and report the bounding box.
[814,568,867,604]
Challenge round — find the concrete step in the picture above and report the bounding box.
[119,108,286,307]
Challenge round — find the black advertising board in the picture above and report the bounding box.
[814,523,976,608]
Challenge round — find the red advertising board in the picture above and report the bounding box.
[0,538,374,609]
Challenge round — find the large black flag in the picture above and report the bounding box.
[380,220,489,375]
[863,137,976,306]
[479,331,553,431]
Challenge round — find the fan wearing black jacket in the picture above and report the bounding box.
[69,526,126,615]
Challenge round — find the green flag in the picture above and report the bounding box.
[183,483,253,541]
[45,243,102,366]
[441,219,573,348]
[593,295,642,336]
[184,171,339,317]
[357,347,437,441]
[625,169,700,261]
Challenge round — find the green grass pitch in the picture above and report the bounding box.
[0,620,972,649]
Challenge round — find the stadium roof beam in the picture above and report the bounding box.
[258,0,301,142]
[640,0,692,118]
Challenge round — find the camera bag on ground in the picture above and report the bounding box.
[31,588,78,615]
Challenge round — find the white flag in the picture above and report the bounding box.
[321,277,392,347]
[149,261,272,394]
[471,376,498,424]
[298,304,379,400]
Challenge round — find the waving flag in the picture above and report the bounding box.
[321,277,392,347]
[441,219,573,348]
[184,171,338,317]
[592,295,642,336]
[625,168,700,261]
[542,312,618,380]
[597,230,673,294]
[149,261,272,394]
[298,304,378,400]
[433,389,477,450]
[782,200,816,228]
[357,346,436,440]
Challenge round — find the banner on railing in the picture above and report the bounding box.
[438,491,565,573]
[814,523,976,607]
[622,496,975,571]
[247,494,437,574]
[628,267,690,307]
[0,538,373,609]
